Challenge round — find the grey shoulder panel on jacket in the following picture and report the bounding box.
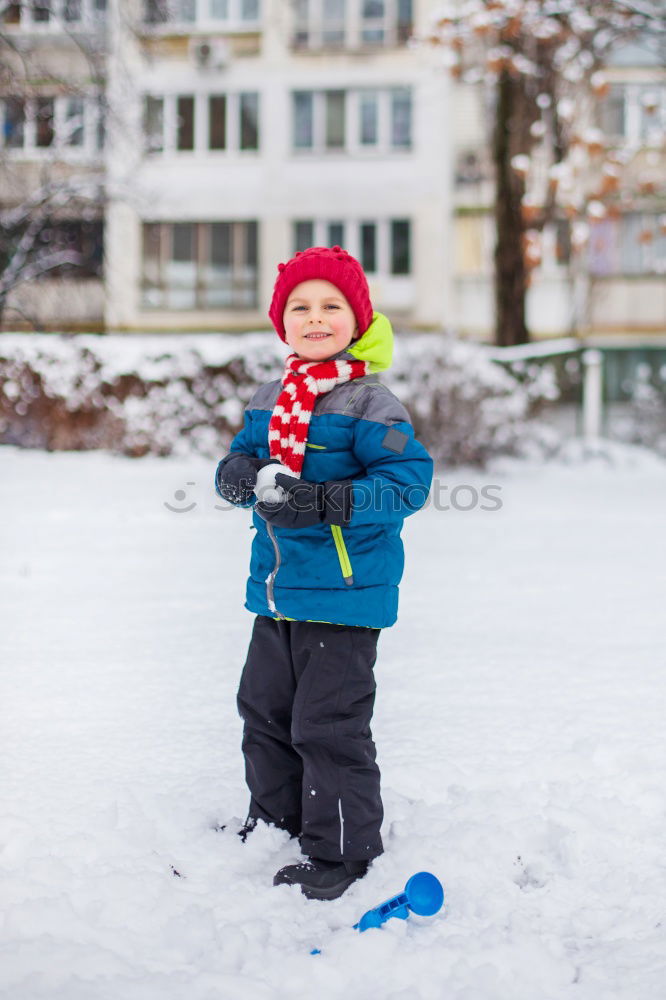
[247,379,282,411]
[316,378,411,426]
[246,375,410,427]
[356,381,411,426]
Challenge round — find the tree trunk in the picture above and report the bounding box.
[493,69,529,347]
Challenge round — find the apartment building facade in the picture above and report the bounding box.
[2,3,662,337]
[103,0,452,332]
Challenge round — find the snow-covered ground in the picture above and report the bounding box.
[1,443,665,1000]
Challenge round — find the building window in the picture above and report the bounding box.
[1,94,103,156]
[241,0,259,18]
[64,0,82,20]
[3,98,25,148]
[65,98,85,147]
[390,88,411,148]
[455,150,485,186]
[3,0,106,26]
[291,0,411,49]
[4,2,21,23]
[143,0,260,25]
[360,222,376,272]
[293,87,412,154]
[294,221,315,251]
[598,82,666,147]
[361,0,384,43]
[35,97,55,148]
[598,86,625,139]
[33,0,52,22]
[293,0,308,45]
[146,0,195,21]
[209,95,226,150]
[325,90,345,149]
[396,0,411,41]
[239,92,259,150]
[143,92,260,154]
[32,220,104,279]
[327,221,344,246]
[293,92,314,149]
[589,214,666,277]
[359,90,378,145]
[169,222,198,308]
[141,221,259,309]
[144,96,164,152]
[390,219,410,274]
[178,0,196,20]
[96,97,106,150]
[323,0,345,46]
[291,218,411,276]
[176,96,195,151]
[293,220,345,252]
[144,0,168,22]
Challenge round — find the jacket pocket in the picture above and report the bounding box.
[330,524,354,586]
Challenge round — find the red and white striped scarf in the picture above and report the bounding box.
[268,354,370,476]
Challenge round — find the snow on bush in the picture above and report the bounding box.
[0,332,561,466]
[612,363,666,458]
[389,335,561,465]
[0,333,283,458]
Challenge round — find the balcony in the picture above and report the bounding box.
[141,0,261,38]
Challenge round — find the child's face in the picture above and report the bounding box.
[283,279,359,361]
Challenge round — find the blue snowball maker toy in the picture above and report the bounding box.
[355,871,444,932]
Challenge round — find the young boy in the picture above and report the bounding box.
[215,246,433,900]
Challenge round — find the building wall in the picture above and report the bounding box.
[4,5,662,337]
[104,0,453,332]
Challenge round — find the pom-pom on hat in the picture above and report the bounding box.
[269,246,374,341]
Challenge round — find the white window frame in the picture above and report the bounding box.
[602,82,666,147]
[291,0,410,50]
[0,94,104,160]
[142,0,261,32]
[140,220,259,310]
[589,212,666,277]
[291,218,413,276]
[142,91,261,156]
[293,87,412,155]
[1,0,107,31]
[626,83,666,147]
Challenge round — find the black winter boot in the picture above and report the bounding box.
[273,858,369,900]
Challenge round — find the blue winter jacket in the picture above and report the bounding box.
[216,313,433,628]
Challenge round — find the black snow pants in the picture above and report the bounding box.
[236,615,384,863]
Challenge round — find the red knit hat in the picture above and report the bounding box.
[268,245,374,341]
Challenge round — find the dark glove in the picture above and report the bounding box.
[256,473,353,529]
[215,453,276,506]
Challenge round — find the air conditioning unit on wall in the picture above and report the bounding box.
[189,36,231,71]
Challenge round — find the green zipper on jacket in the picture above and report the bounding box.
[330,525,354,587]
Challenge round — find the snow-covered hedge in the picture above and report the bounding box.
[613,363,666,458]
[391,336,560,465]
[0,332,561,465]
